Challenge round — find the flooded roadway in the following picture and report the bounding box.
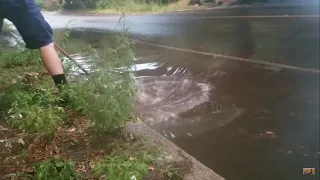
[133,36,319,180]
[52,5,318,180]
[3,3,319,179]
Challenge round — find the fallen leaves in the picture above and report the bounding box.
[129,133,135,140]
[0,126,9,132]
[0,112,95,176]
[148,164,156,171]
[17,138,25,146]
[22,167,34,173]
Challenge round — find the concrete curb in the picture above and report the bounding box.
[126,120,225,180]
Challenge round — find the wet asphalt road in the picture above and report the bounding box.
[41,3,320,180]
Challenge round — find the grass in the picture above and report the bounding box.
[93,146,156,179]
[0,20,184,179]
[0,49,64,135]
[0,49,42,68]
[60,29,137,133]
[33,157,77,179]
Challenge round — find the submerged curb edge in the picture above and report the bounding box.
[125,119,225,180]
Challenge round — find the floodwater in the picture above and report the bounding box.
[55,23,318,179]
[1,3,319,180]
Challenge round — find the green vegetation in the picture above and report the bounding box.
[63,32,137,133]
[32,0,200,13]
[34,157,77,179]
[0,22,183,179]
[35,0,62,11]
[93,149,157,179]
[0,50,64,134]
[60,0,193,13]
[64,0,176,9]
[0,49,42,68]
[93,0,186,13]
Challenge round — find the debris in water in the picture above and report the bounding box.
[169,131,176,138]
[237,129,246,134]
[288,150,292,154]
[259,117,268,119]
[187,133,192,137]
[298,145,307,149]
[265,131,277,138]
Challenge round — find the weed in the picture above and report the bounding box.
[0,49,42,68]
[3,172,34,179]
[62,58,74,76]
[34,157,78,180]
[0,74,65,134]
[157,164,184,179]
[93,151,157,179]
[61,27,136,133]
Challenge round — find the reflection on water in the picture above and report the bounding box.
[61,54,92,75]
[135,62,159,71]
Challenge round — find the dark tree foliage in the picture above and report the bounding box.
[63,0,178,9]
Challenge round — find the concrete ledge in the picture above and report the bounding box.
[126,120,225,180]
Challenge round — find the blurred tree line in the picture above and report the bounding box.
[34,0,296,11]
[35,0,61,10]
[63,0,179,9]
[34,0,180,10]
